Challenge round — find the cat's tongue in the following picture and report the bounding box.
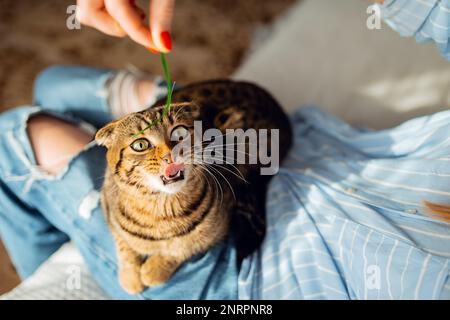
[164,163,185,179]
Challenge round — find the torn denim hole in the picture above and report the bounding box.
[4,110,99,195]
[78,189,101,220]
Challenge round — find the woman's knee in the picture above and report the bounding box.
[33,65,73,106]
[27,114,93,175]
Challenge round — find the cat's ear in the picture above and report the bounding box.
[169,102,201,120]
[95,120,119,148]
[186,103,201,118]
[214,106,245,131]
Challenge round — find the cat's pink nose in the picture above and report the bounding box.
[164,163,185,179]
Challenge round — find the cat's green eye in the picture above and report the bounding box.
[130,138,151,152]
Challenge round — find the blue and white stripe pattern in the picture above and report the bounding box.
[238,107,450,299]
[379,0,450,60]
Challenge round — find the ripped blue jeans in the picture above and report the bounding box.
[2,66,450,300]
[0,65,238,299]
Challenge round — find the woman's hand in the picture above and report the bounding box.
[76,0,174,52]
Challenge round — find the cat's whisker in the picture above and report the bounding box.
[188,129,257,147]
[202,152,248,183]
[206,162,248,184]
[201,152,245,174]
[193,164,219,203]
[191,166,214,199]
[184,147,248,183]
[189,144,256,157]
[197,163,223,205]
[220,147,255,157]
[201,164,223,205]
[205,130,243,140]
[204,164,236,200]
[192,166,210,187]
[204,142,260,148]
[189,150,254,166]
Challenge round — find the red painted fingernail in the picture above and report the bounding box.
[160,31,172,51]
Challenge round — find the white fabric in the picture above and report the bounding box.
[3,0,450,299]
[1,243,108,300]
[233,0,450,129]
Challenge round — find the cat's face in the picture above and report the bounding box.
[96,103,201,194]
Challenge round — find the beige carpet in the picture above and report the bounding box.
[0,0,295,295]
[0,0,294,111]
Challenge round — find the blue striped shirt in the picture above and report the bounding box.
[379,0,450,60]
[239,107,450,299]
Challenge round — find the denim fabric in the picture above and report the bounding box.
[1,65,449,300]
[0,65,238,300]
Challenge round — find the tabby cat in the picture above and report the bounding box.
[96,80,292,294]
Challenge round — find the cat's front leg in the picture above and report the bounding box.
[140,255,182,287]
[114,233,145,294]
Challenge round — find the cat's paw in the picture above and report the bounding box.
[119,268,145,294]
[140,255,177,287]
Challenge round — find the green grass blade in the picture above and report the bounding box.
[133,52,173,138]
